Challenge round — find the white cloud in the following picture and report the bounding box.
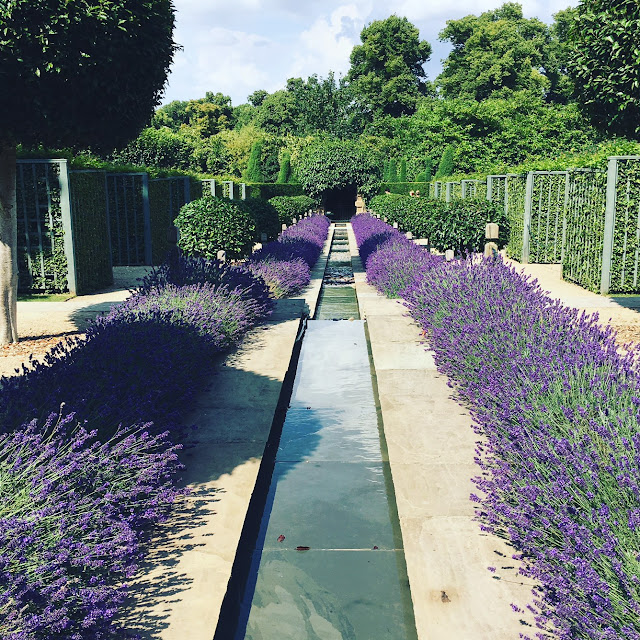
[163,26,285,104]
[289,3,372,80]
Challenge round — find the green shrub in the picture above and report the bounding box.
[175,196,256,259]
[237,198,280,241]
[369,194,507,253]
[428,198,507,253]
[245,183,305,199]
[244,141,264,182]
[268,195,315,226]
[276,151,291,184]
[399,157,407,182]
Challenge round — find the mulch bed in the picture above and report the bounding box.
[0,333,82,359]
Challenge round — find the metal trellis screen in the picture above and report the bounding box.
[107,173,152,266]
[16,159,74,293]
[607,157,640,293]
[562,169,607,293]
[505,174,527,260]
[526,171,569,264]
[461,180,479,199]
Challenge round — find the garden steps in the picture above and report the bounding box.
[120,228,334,639]
[347,225,538,640]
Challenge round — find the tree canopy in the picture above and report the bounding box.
[568,0,640,138]
[437,2,565,101]
[347,15,432,118]
[0,0,177,151]
[296,139,383,199]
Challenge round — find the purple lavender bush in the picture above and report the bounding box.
[245,258,310,299]
[246,215,329,297]
[352,212,640,640]
[0,412,182,640]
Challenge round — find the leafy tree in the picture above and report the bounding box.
[185,93,234,137]
[435,145,456,178]
[233,103,257,129]
[244,141,264,182]
[254,73,360,138]
[247,89,269,107]
[0,0,176,343]
[296,139,383,199]
[255,90,298,135]
[347,15,432,117]
[567,0,640,138]
[437,3,561,100]
[152,100,190,130]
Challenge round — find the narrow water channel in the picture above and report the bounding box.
[230,224,417,639]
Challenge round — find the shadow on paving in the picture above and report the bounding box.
[118,298,324,639]
[609,295,640,311]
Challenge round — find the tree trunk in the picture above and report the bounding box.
[0,144,18,344]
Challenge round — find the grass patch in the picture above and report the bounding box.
[18,293,75,302]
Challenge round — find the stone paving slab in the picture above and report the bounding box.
[347,224,537,639]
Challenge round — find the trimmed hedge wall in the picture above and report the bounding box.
[246,183,305,199]
[369,193,507,254]
[69,171,113,294]
[378,181,431,196]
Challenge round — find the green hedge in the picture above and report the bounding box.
[246,183,305,199]
[268,195,316,226]
[175,196,256,260]
[369,194,507,253]
[69,171,113,294]
[378,182,431,196]
[237,198,280,241]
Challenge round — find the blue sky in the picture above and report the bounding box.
[162,0,577,106]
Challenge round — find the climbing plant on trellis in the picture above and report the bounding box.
[16,161,68,292]
[562,169,607,293]
[610,159,640,292]
[528,172,569,264]
[505,174,527,260]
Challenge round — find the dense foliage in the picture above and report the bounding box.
[296,139,383,199]
[0,0,177,151]
[352,213,640,639]
[347,15,432,118]
[438,3,570,102]
[568,0,640,138]
[175,195,256,259]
